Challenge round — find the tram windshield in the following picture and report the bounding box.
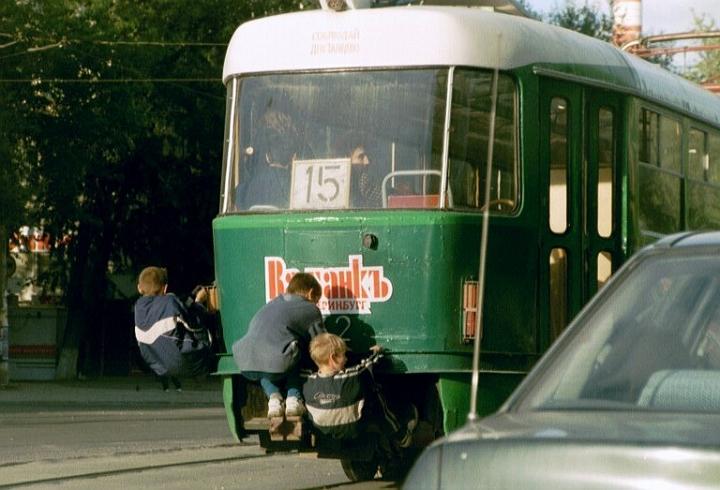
[221,68,517,212]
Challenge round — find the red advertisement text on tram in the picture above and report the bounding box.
[264,255,393,315]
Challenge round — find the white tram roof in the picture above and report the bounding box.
[224,6,720,127]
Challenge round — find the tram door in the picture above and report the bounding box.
[539,78,623,344]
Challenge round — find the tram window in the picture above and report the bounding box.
[688,128,708,182]
[225,69,448,212]
[709,133,720,184]
[660,117,682,173]
[448,69,517,212]
[638,108,681,235]
[597,251,612,289]
[220,79,239,212]
[597,108,614,238]
[639,108,658,165]
[639,165,681,233]
[688,129,720,229]
[549,98,568,234]
[549,248,568,341]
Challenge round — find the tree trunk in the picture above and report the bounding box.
[0,224,9,386]
[55,223,92,380]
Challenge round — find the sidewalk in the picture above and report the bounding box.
[0,374,223,407]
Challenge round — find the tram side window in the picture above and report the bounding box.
[220,79,240,212]
[549,97,569,234]
[688,129,720,229]
[597,107,614,238]
[688,128,708,181]
[638,108,681,234]
[710,132,720,184]
[639,108,658,166]
[660,117,682,172]
[448,69,517,212]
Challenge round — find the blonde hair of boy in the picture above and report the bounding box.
[310,333,347,367]
[138,266,168,296]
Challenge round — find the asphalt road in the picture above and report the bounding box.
[0,378,400,490]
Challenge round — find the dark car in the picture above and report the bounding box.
[404,231,720,489]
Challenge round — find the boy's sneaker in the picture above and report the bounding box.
[267,393,284,418]
[398,404,419,448]
[285,396,306,417]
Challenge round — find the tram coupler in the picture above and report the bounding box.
[257,415,311,453]
[269,415,303,441]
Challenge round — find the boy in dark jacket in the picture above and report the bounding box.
[134,267,212,391]
[232,272,325,418]
[303,333,418,447]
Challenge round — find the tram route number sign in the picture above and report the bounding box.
[290,158,351,209]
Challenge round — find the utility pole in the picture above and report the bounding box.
[612,0,642,48]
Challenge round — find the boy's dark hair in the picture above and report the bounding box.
[138,266,168,296]
[287,272,322,300]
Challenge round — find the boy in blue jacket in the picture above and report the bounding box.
[232,272,325,418]
[134,266,212,391]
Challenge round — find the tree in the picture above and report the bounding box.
[545,0,613,41]
[0,0,308,378]
[686,14,720,86]
[515,0,541,20]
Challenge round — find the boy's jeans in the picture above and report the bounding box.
[242,370,302,399]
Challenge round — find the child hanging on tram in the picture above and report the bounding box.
[232,272,326,418]
[303,333,418,448]
[134,266,213,391]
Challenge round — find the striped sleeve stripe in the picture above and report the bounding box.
[306,399,365,428]
[134,317,177,345]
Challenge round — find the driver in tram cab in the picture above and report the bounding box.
[235,109,298,210]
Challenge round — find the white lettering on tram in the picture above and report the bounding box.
[310,29,360,56]
[264,255,393,315]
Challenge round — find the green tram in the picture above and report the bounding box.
[213,2,720,447]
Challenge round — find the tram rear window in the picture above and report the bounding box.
[221,68,517,213]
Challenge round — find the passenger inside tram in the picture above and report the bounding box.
[235,109,298,210]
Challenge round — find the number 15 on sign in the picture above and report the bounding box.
[290,158,351,209]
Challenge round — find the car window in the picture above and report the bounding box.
[516,251,720,412]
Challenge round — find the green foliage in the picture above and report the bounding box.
[0,0,305,374]
[1,0,305,292]
[545,0,613,42]
[514,0,541,20]
[686,14,720,85]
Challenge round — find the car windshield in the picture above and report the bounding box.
[220,69,517,212]
[516,250,720,413]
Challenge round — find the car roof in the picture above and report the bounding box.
[652,231,720,249]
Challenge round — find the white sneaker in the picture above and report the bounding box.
[285,396,306,417]
[267,394,284,418]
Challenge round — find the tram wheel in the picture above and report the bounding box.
[341,459,378,481]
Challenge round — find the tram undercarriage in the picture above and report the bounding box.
[221,372,445,481]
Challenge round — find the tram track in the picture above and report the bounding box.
[0,445,272,488]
